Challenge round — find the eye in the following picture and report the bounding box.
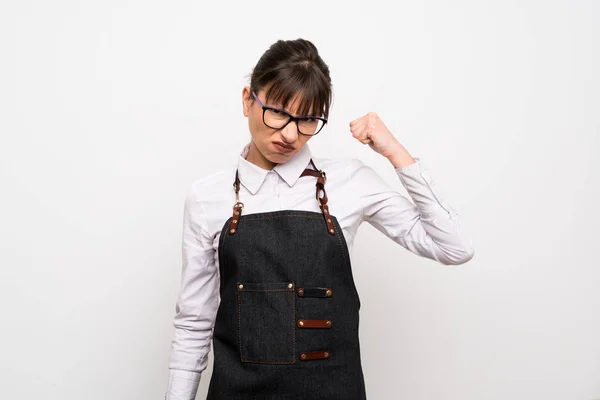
[270,109,283,115]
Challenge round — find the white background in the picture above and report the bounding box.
[1,0,599,399]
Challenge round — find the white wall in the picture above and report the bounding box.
[1,1,599,399]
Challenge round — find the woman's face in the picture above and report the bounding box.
[242,86,313,167]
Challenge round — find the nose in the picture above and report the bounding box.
[280,121,299,144]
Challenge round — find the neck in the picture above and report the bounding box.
[246,141,276,170]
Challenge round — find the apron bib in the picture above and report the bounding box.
[207,162,367,399]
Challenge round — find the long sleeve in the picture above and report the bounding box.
[354,158,474,265]
[166,182,220,399]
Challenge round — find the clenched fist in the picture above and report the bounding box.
[349,112,416,168]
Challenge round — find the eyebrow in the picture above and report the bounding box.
[255,91,325,119]
[269,103,322,119]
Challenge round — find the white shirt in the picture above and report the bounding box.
[165,143,474,399]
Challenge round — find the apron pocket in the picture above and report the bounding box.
[236,281,296,364]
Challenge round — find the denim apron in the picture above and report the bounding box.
[206,161,367,399]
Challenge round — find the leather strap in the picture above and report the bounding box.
[299,350,331,361]
[297,319,332,329]
[229,170,244,235]
[300,162,335,235]
[297,287,333,298]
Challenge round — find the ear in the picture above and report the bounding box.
[242,86,252,117]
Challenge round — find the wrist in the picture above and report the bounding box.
[386,143,415,168]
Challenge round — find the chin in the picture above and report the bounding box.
[269,153,293,164]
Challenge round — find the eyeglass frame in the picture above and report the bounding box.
[251,91,328,136]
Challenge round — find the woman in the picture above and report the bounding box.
[166,38,474,400]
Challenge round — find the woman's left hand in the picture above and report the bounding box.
[350,111,403,157]
[349,112,416,168]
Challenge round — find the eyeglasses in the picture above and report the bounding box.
[252,91,328,136]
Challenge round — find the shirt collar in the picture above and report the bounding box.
[237,142,313,195]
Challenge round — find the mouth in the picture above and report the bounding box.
[272,141,295,154]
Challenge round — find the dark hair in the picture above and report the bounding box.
[249,39,332,118]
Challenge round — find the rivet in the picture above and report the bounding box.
[329,229,334,234]
[298,289,304,296]
[326,289,332,297]
[288,283,293,289]
[232,220,237,224]
[234,211,240,215]
[327,218,332,223]
[238,284,244,289]
[230,229,235,234]
[300,353,307,360]
[298,320,304,327]
[326,320,332,327]
[324,352,330,358]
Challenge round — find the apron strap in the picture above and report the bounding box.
[230,160,335,236]
[229,170,244,235]
[300,165,335,235]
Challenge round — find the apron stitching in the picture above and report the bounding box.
[236,287,242,361]
[238,214,323,222]
[293,289,296,363]
[239,360,296,364]
[335,218,347,261]
[333,218,361,308]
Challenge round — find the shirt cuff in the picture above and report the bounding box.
[165,369,201,400]
[394,156,422,174]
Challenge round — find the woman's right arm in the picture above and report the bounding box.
[165,182,220,400]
